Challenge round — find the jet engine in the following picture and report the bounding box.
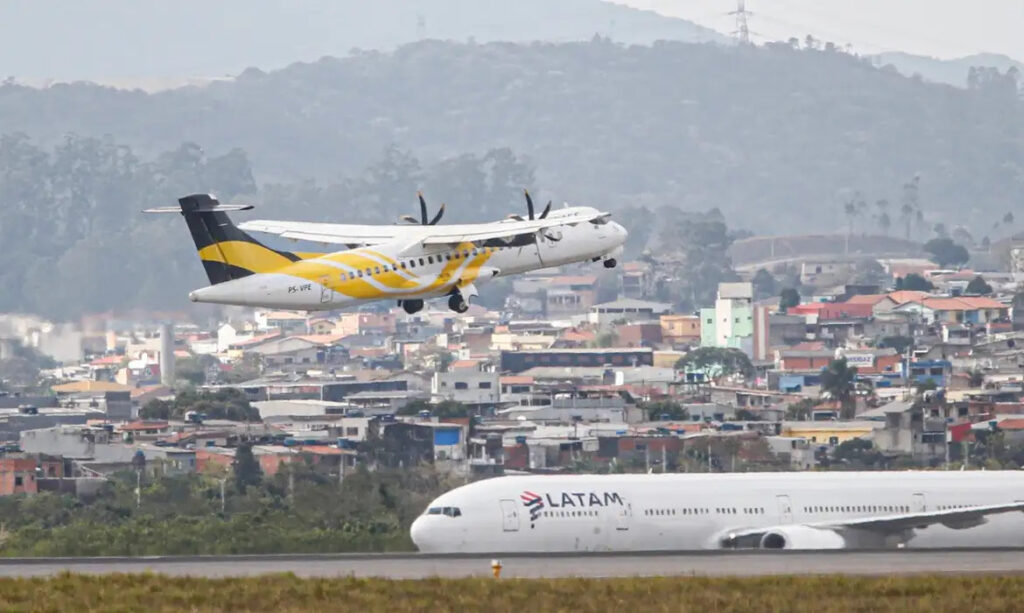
[758,526,847,550]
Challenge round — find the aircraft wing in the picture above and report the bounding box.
[240,209,610,248]
[237,220,414,246]
[419,211,611,246]
[719,502,1024,549]
[818,501,1024,532]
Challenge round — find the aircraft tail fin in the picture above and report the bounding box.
[147,194,302,285]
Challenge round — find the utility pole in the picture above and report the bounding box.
[730,0,752,45]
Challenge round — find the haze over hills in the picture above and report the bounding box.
[2,0,726,84]
[2,30,1023,316]
[871,52,1024,88]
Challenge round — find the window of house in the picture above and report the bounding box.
[14,476,22,487]
[479,381,492,389]
[454,382,468,390]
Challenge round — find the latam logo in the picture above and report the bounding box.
[521,490,545,522]
[521,490,625,527]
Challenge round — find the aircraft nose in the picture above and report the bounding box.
[611,221,628,243]
[410,516,428,551]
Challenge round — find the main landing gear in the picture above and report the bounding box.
[399,299,424,314]
[603,258,617,269]
[447,293,469,314]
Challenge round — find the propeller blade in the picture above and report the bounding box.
[507,214,524,221]
[428,203,446,225]
[418,191,428,225]
[400,215,420,224]
[539,200,552,219]
[524,189,535,220]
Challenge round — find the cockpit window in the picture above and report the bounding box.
[426,506,461,517]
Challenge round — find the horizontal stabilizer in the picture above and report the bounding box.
[144,204,254,214]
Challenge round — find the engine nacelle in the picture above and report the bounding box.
[758,526,847,550]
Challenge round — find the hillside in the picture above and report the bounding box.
[874,51,1024,88]
[1,0,726,82]
[1,39,1023,318]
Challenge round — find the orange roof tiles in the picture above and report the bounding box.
[998,419,1024,430]
[843,294,887,305]
[500,375,534,385]
[886,290,930,305]
[52,380,131,393]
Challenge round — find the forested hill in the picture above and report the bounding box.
[3,39,1021,234]
[2,0,726,81]
[1,39,1022,318]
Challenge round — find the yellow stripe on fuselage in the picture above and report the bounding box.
[200,238,495,302]
[198,241,296,272]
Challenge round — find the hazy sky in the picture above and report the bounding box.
[613,0,1024,60]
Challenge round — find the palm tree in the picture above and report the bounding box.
[821,358,858,419]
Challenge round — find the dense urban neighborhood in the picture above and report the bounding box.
[2,245,1024,553]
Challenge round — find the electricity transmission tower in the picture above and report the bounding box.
[729,0,752,45]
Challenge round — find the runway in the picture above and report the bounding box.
[1,549,1023,578]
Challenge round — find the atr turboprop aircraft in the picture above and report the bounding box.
[147,191,626,313]
[411,471,1024,552]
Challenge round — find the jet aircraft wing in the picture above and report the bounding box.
[818,501,1024,532]
[720,502,1024,548]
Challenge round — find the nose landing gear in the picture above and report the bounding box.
[603,258,617,269]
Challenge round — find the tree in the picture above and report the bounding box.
[641,400,688,421]
[779,288,800,312]
[675,347,754,380]
[232,443,263,492]
[850,258,887,287]
[139,388,259,422]
[896,273,934,291]
[751,269,777,300]
[786,398,816,421]
[923,237,970,268]
[821,358,858,419]
[878,336,914,355]
[965,276,993,295]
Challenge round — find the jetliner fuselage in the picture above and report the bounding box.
[410,472,1024,552]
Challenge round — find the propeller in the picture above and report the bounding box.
[508,189,552,221]
[400,192,445,225]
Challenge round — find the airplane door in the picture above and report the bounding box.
[912,493,926,513]
[319,276,333,304]
[616,502,632,531]
[776,495,794,524]
[500,499,520,532]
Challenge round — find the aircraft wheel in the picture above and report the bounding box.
[603,258,617,269]
[448,294,469,314]
[401,299,424,315]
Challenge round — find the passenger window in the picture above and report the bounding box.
[375,266,381,274]
[357,271,364,278]
[428,256,434,264]
[445,254,451,261]
[462,250,469,258]
[400,262,407,269]
[419,258,425,266]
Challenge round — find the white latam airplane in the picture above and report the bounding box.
[147,192,626,313]
[410,472,1024,552]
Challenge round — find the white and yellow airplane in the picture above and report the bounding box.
[148,192,626,313]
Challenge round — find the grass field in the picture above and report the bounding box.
[2,573,1023,612]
